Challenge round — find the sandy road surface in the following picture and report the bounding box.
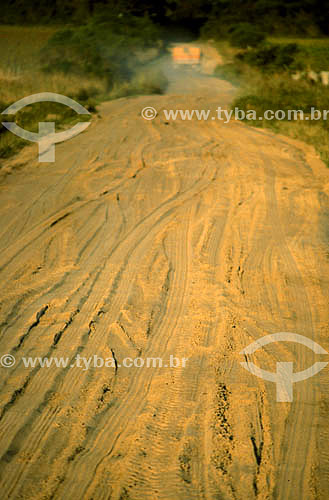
[0,53,328,500]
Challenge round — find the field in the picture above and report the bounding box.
[0,26,108,159]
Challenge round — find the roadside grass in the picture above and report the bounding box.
[213,40,238,62]
[0,23,167,162]
[0,26,106,160]
[214,37,329,166]
[268,37,329,72]
[0,25,56,75]
[212,40,245,86]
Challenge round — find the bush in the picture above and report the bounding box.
[40,13,163,89]
[236,43,300,71]
[229,23,266,48]
[214,63,243,86]
[298,45,329,72]
[41,27,130,85]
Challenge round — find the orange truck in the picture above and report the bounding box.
[172,46,201,65]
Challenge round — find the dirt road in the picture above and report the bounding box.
[0,53,328,500]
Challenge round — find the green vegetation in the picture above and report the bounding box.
[228,23,266,49]
[1,1,329,37]
[201,0,329,168]
[268,37,329,72]
[0,25,103,160]
[236,43,301,71]
[0,15,167,161]
[201,0,329,37]
[40,13,165,89]
[214,37,329,166]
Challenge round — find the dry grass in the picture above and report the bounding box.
[278,120,329,166]
[0,25,108,106]
[0,71,107,107]
[0,25,56,75]
[0,25,108,160]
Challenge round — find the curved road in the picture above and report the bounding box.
[0,52,328,499]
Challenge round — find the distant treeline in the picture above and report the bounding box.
[1,0,329,35]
